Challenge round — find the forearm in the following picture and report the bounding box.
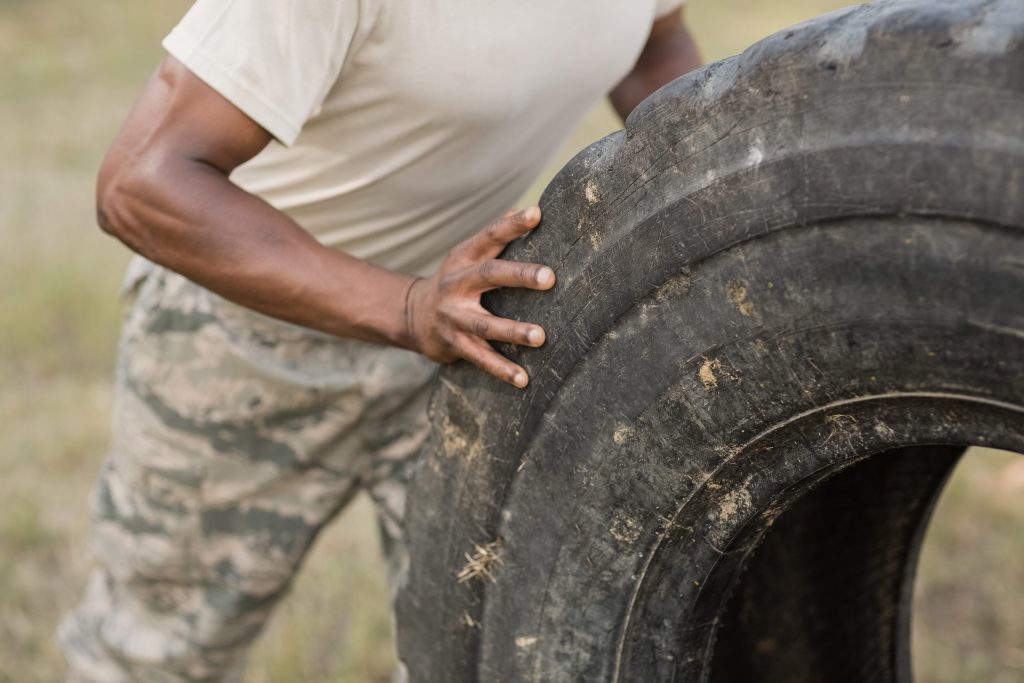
[99,157,415,348]
[95,54,554,388]
[610,15,703,122]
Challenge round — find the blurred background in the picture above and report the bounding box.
[1,1,1021,681]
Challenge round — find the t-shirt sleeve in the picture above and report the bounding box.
[162,0,364,146]
[655,0,685,18]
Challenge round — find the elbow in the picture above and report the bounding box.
[95,153,162,251]
[95,187,119,239]
[96,160,135,242]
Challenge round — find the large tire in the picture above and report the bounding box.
[397,1,1024,681]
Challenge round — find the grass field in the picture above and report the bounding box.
[1,1,1021,681]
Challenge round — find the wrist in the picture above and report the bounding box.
[307,248,423,349]
[401,275,424,352]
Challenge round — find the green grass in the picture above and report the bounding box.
[1,1,1020,681]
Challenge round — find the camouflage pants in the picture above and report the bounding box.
[58,264,437,682]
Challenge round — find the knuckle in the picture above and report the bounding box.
[493,359,512,377]
[438,272,461,293]
[478,260,499,283]
[472,318,490,338]
[485,223,504,242]
[438,309,461,332]
[436,300,454,320]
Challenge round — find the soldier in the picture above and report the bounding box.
[59,2,701,680]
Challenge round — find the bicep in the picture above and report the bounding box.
[100,54,272,189]
[650,4,685,40]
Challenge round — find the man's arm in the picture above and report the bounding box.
[98,55,552,388]
[609,7,703,122]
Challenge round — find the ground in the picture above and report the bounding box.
[1,1,1021,681]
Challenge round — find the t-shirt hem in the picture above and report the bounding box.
[162,29,302,146]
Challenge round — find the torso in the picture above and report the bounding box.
[231,0,662,275]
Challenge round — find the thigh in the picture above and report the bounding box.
[66,268,404,680]
[111,269,378,581]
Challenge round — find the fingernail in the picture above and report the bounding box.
[528,328,544,345]
[514,371,529,388]
[536,267,554,286]
[522,207,539,221]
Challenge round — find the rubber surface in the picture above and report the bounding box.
[397,1,1024,680]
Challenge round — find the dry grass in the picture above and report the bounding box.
[456,540,504,585]
[1,1,1020,682]
[914,449,1024,682]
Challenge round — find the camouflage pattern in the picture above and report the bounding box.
[58,264,436,682]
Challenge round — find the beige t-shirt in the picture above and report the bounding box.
[161,0,683,276]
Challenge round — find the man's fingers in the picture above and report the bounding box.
[430,205,550,390]
[470,259,556,292]
[455,336,530,388]
[463,207,542,260]
[460,311,545,347]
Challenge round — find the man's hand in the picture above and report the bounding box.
[408,207,555,389]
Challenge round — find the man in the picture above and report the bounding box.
[59,2,702,680]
